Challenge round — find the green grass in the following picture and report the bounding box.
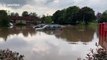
[88,22,98,29]
[77,22,98,30]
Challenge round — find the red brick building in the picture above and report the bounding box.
[9,16,41,25]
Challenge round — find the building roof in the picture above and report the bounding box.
[10,16,39,21]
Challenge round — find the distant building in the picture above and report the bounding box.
[9,16,41,25]
[96,12,102,21]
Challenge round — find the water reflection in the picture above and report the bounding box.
[0,26,98,60]
[44,26,96,43]
[0,26,36,41]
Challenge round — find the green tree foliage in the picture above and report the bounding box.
[78,7,96,25]
[98,10,107,23]
[65,6,80,24]
[52,10,63,24]
[52,6,96,25]
[22,11,29,17]
[0,10,10,27]
[41,15,53,24]
[52,6,80,25]
[10,12,19,16]
[29,12,37,17]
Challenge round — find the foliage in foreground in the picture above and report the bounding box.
[86,48,107,60]
[0,49,24,60]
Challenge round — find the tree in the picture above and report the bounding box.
[41,15,53,24]
[0,10,10,27]
[98,10,107,23]
[52,6,96,25]
[22,11,29,17]
[29,12,37,17]
[15,13,19,16]
[52,10,64,24]
[78,7,96,25]
[65,6,80,25]
[10,12,19,16]
[52,6,80,25]
[10,12,15,16]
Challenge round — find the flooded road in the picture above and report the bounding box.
[0,26,99,60]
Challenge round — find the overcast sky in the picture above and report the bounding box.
[0,0,107,16]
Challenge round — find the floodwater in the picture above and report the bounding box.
[0,26,100,60]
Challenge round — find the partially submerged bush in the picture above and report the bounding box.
[86,48,107,60]
[0,49,24,60]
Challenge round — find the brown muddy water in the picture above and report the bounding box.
[0,26,100,60]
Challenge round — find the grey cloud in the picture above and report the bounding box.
[0,0,55,5]
[45,0,54,4]
[0,0,27,5]
[46,0,75,9]
[0,0,60,8]
[0,0,37,8]
[0,0,29,8]
[0,0,107,15]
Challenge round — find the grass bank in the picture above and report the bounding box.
[77,22,98,30]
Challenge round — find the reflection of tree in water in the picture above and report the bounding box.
[44,26,96,42]
[59,26,96,42]
[0,28,9,41]
[15,26,36,37]
[0,26,36,41]
[43,30,62,35]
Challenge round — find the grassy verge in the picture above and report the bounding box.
[77,22,98,30]
[88,22,98,30]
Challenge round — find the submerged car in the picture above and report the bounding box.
[33,24,46,28]
[45,24,62,30]
[35,25,48,30]
[35,24,62,30]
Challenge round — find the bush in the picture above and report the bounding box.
[85,48,107,60]
[0,49,24,60]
